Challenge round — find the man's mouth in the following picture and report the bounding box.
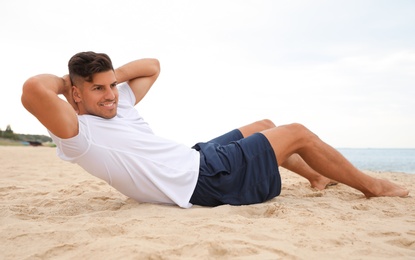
[100,101,116,108]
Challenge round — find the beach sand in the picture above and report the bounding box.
[1,146,414,259]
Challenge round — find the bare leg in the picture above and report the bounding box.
[262,123,408,197]
[281,154,337,190]
[239,119,335,190]
[238,119,276,137]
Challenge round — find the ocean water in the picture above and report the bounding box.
[337,148,415,174]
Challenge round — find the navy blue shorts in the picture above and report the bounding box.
[190,129,281,206]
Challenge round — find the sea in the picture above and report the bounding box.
[337,148,415,174]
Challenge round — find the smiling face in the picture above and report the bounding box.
[73,70,119,119]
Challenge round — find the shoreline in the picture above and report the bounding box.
[1,146,414,259]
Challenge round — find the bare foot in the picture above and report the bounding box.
[364,179,409,198]
[310,176,338,190]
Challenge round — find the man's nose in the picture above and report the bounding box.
[104,87,115,99]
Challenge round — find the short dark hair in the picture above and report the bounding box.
[68,51,114,86]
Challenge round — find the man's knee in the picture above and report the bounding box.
[240,119,277,137]
[258,119,276,129]
[285,123,318,140]
[286,122,306,131]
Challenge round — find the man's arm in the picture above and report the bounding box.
[114,58,160,105]
[21,74,79,139]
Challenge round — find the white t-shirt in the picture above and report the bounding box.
[49,83,200,208]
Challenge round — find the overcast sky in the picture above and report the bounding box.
[1,0,414,148]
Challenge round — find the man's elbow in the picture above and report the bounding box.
[21,77,42,109]
[151,58,161,76]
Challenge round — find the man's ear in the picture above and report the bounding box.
[72,86,82,103]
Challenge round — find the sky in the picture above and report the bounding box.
[1,0,414,148]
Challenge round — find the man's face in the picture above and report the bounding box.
[74,70,119,119]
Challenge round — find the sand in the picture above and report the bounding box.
[1,146,414,259]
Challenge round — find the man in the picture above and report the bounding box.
[21,51,408,208]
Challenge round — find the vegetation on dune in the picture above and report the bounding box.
[0,125,54,147]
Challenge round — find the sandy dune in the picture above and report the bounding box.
[1,146,414,259]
